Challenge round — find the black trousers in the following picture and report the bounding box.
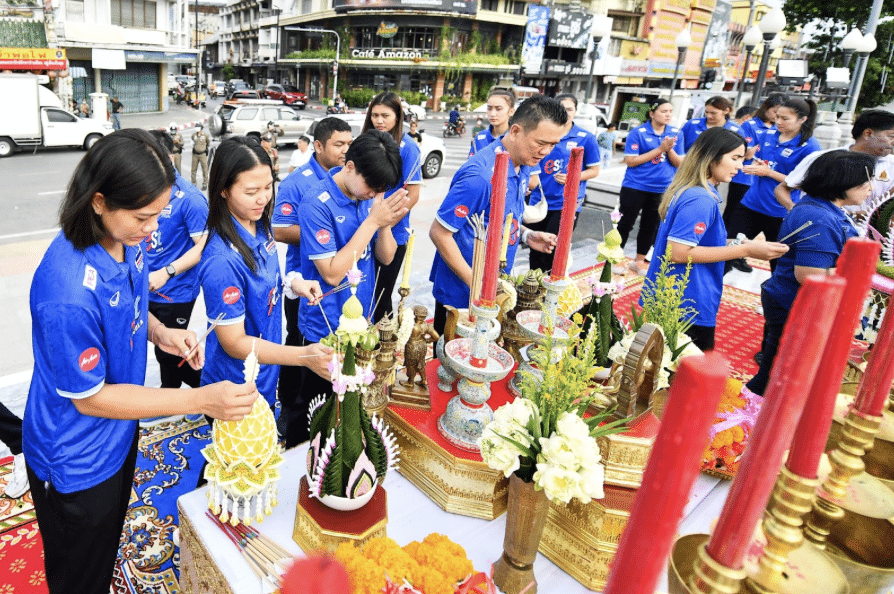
[373,243,408,324]
[617,186,662,256]
[527,209,580,276]
[434,301,449,337]
[723,182,750,238]
[746,289,790,396]
[27,429,138,594]
[730,205,784,272]
[0,401,22,456]
[685,324,716,352]
[278,296,308,448]
[295,334,334,432]
[148,300,201,389]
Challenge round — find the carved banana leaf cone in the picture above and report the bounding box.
[493,473,550,594]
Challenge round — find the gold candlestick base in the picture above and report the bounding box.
[744,467,820,594]
[818,503,894,594]
[687,542,748,594]
[805,408,882,548]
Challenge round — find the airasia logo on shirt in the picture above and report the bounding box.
[316,229,331,245]
[694,222,706,235]
[78,347,100,372]
[454,205,469,218]
[280,203,293,216]
[222,286,241,305]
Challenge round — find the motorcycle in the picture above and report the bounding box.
[326,102,347,115]
[443,118,465,138]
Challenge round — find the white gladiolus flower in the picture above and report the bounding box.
[575,436,603,470]
[579,464,606,503]
[493,398,537,428]
[538,434,580,471]
[534,463,585,504]
[556,411,590,442]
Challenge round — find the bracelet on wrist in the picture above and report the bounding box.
[149,323,164,345]
[521,229,532,246]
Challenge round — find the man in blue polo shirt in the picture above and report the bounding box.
[429,95,567,335]
[272,117,352,446]
[145,130,208,393]
[296,131,408,419]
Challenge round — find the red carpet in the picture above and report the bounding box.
[0,456,47,593]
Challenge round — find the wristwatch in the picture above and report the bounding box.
[165,264,177,277]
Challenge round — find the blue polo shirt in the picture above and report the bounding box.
[741,133,821,218]
[530,124,600,212]
[24,234,147,493]
[643,185,726,327]
[272,154,329,275]
[199,219,282,407]
[733,118,777,187]
[621,121,682,193]
[470,126,499,157]
[430,140,531,309]
[298,169,377,342]
[144,173,208,304]
[386,132,422,246]
[679,118,743,152]
[764,196,858,311]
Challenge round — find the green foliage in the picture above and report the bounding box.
[579,264,623,368]
[286,49,337,60]
[359,406,387,478]
[342,88,377,108]
[636,245,696,357]
[308,394,337,444]
[222,64,235,81]
[470,30,483,53]
[401,90,428,106]
[321,437,343,495]
[338,392,365,495]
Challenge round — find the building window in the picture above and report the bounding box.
[353,26,438,56]
[481,0,498,10]
[66,0,85,22]
[608,37,622,57]
[111,0,157,28]
[610,15,639,37]
[301,0,312,12]
[506,0,525,15]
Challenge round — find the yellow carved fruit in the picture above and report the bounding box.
[557,278,583,318]
[343,294,363,319]
[212,396,277,468]
[604,228,622,248]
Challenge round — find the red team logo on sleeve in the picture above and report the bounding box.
[78,347,100,372]
[694,222,706,235]
[631,143,639,151]
[280,203,293,216]
[454,205,469,218]
[315,229,331,245]
[222,286,241,304]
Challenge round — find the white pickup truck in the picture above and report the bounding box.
[0,73,113,157]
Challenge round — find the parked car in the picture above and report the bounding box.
[228,89,263,101]
[574,103,609,135]
[400,99,426,122]
[308,113,445,178]
[264,84,307,109]
[211,100,313,146]
[225,80,251,99]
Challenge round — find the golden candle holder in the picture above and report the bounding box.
[820,503,894,594]
[804,408,883,547]
[827,389,894,492]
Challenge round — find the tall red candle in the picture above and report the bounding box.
[603,352,729,594]
[855,302,894,416]
[706,276,845,570]
[787,238,880,478]
[549,146,583,281]
[478,151,508,306]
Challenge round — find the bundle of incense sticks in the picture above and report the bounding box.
[468,213,487,313]
[316,273,368,303]
[206,510,293,586]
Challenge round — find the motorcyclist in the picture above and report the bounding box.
[448,105,464,135]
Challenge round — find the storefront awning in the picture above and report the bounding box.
[0,47,67,70]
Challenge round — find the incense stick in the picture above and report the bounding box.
[778,220,813,243]
[368,288,386,323]
[177,312,225,367]
[786,233,821,246]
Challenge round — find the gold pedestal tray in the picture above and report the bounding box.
[668,534,848,594]
[292,476,388,553]
[385,359,510,520]
[539,483,637,591]
[390,368,432,412]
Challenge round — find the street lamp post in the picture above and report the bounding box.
[669,28,691,102]
[284,26,341,104]
[751,6,786,105]
[584,15,613,104]
[838,28,862,111]
[735,25,762,108]
[847,0,884,112]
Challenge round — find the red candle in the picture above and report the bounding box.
[855,302,894,417]
[550,146,583,281]
[787,238,880,478]
[478,151,508,306]
[603,352,729,594]
[706,275,846,570]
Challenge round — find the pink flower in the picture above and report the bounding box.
[346,264,362,286]
[610,207,622,224]
[327,355,339,377]
[333,376,348,395]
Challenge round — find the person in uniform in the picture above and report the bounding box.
[191,122,210,191]
[469,88,516,157]
[23,129,257,594]
[429,95,565,335]
[527,93,601,275]
[296,130,409,406]
[144,129,208,393]
[361,92,422,323]
[170,123,184,173]
[272,116,353,447]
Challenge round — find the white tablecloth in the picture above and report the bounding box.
[177,443,731,593]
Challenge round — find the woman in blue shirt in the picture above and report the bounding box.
[732,97,819,271]
[678,96,740,152]
[361,92,422,322]
[469,87,516,156]
[199,137,332,411]
[645,128,787,350]
[23,130,257,594]
[617,98,683,274]
[746,151,875,395]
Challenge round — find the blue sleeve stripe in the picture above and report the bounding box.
[435,213,459,233]
[309,251,337,260]
[216,315,245,326]
[668,236,698,247]
[58,380,105,400]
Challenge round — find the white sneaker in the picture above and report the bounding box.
[3,453,29,499]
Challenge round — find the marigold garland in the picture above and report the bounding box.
[334,534,474,594]
[701,378,759,475]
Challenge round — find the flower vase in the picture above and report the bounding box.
[492,473,550,594]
